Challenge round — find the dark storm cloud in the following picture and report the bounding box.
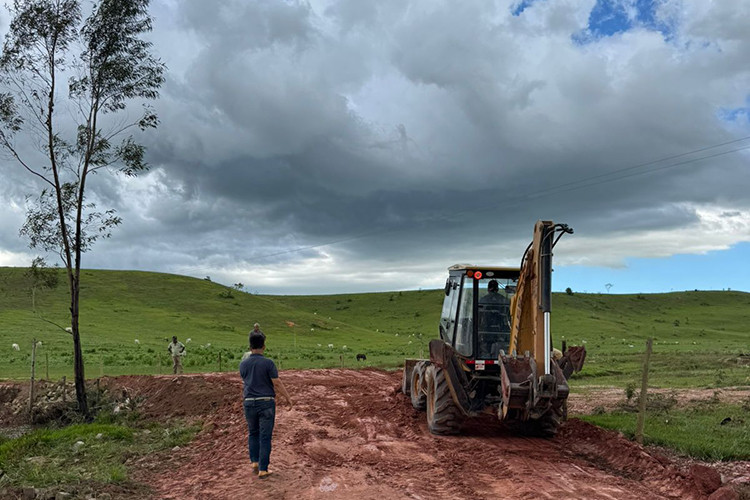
[2,0,750,292]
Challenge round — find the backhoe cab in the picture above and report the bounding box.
[403,220,586,436]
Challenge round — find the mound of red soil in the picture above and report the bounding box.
[96,369,729,500]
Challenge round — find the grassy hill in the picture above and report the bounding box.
[1,267,749,388]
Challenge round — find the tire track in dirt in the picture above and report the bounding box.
[118,370,721,499]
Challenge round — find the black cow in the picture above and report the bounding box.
[356,353,367,362]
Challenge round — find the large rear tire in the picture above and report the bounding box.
[410,362,427,410]
[425,365,462,435]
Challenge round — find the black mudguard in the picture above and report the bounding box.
[429,340,473,414]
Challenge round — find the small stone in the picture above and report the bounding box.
[95,433,103,440]
[72,440,85,452]
[172,446,180,451]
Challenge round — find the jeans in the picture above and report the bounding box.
[243,399,276,472]
[172,356,183,374]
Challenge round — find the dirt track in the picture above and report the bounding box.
[95,369,745,500]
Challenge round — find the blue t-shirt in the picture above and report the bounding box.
[240,353,278,399]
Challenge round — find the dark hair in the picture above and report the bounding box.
[250,332,266,350]
[488,280,499,292]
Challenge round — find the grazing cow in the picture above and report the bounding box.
[356,353,367,362]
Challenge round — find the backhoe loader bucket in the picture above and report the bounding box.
[499,351,571,423]
[499,352,536,416]
[558,346,586,380]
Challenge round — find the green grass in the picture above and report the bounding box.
[1,267,749,390]
[0,267,434,378]
[554,291,750,389]
[0,420,200,488]
[581,401,750,460]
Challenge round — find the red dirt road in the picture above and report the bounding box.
[109,369,729,500]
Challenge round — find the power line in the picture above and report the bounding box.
[249,135,750,262]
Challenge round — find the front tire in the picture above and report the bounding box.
[425,365,463,435]
[410,362,427,410]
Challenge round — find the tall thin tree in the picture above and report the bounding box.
[0,0,164,417]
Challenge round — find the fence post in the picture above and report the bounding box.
[29,338,37,419]
[95,378,101,409]
[635,338,653,444]
[218,352,222,372]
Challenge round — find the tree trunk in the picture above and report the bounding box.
[72,328,88,418]
[71,276,89,419]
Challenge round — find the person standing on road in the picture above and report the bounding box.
[248,323,264,349]
[167,335,186,374]
[241,331,293,479]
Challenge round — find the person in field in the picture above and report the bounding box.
[167,335,186,374]
[240,331,293,479]
[248,322,264,349]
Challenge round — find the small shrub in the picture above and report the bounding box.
[565,287,573,295]
[714,369,727,387]
[625,383,636,402]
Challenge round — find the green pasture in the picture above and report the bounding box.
[1,267,749,389]
[0,268,434,379]
[0,419,199,491]
[581,400,750,460]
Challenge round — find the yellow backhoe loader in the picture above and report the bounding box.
[402,220,586,436]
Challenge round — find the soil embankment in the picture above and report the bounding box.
[100,369,741,500]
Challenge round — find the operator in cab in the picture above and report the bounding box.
[480,279,509,306]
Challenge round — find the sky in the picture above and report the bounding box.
[1,0,749,296]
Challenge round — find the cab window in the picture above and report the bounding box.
[454,278,474,356]
[477,277,515,358]
[439,279,459,344]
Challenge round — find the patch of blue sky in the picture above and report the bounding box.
[511,0,541,16]
[554,242,750,294]
[718,97,750,126]
[572,0,676,45]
